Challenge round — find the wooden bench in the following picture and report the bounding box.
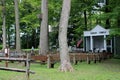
[70,53,103,64]
[31,52,110,68]
[31,55,48,64]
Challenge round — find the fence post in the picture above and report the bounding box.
[26,53,30,80]
[73,54,77,65]
[93,54,96,63]
[4,47,9,67]
[47,54,51,68]
[87,54,90,64]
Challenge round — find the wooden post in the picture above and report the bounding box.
[5,48,9,67]
[98,54,101,63]
[5,53,8,67]
[93,54,96,63]
[73,54,77,65]
[47,54,54,68]
[87,54,90,64]
[26,54,30,80]
[47,54,51,68]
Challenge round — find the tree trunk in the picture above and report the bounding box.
[14,0,21,53]
[39,0,48,55]
[59,0,73,72]
[1,0,6,49]
[84,10,87,30]
[117,18,120,28]
[105,0,110,29]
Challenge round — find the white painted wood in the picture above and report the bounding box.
[104,35,107,51]
[84,25,109,36]
[90,36,93,52]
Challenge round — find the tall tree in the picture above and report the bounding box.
[19,0,40,49]
[39,0,48,54]
[1,0,6,49]
[14,0,21,52]
[59,0,73,72]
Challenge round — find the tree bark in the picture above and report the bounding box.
[1,0,6,49]
[59,0,73,72]
[14,0,21,53]
[39,0,49,55]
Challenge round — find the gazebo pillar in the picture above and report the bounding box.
[84,37,86,52]
[90,36,93,52]
[104,35,107,51]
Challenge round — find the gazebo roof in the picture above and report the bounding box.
[84,25,110,36]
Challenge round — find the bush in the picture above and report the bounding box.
[0,45,2,49]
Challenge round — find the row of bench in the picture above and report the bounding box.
[31,52,112,68]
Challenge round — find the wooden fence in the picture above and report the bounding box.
[0,54,35,80]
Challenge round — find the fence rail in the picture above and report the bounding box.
[0,54,35,80]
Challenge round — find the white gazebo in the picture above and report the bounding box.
[84,25,112,53]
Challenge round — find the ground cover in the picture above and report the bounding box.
[0,59,120,80]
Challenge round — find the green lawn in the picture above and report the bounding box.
[0,59,120,80]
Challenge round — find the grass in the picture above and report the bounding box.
[0,59,120,80]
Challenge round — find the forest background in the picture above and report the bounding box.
[0,0,120,53]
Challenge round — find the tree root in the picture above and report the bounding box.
[59,60,74,72]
